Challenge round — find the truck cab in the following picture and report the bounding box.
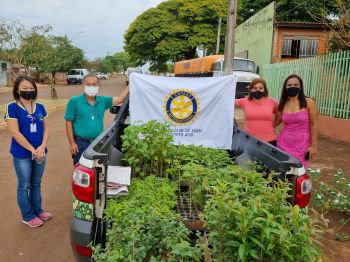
[212,57,260,98]
[67,69,90,85]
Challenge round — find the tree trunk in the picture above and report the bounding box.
[50,71,58,99]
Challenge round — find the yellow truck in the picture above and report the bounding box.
[174,55,260,98]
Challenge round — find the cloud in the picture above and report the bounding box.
[1,0,165,59]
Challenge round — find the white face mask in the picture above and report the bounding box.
[84,86,99,97]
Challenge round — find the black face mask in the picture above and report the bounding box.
[19,91,36,100]
[286,87,300,97]
[251,91,264,100]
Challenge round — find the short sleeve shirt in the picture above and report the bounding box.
[236,97,278,142]
[64,94,113,139]
[4,101,48,158]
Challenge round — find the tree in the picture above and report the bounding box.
[21,32,54,71]
[97,58,115,73]
[0,18,51,64]
[124,0,228,71]
[86,59,102,72]
[46,36,85,80]
[21,34,85,80]
[112,52,135,74]
[307,0,350,51]
[238,0,338,23]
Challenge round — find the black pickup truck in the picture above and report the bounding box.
[69,97,312,262]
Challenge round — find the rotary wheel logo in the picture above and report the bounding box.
[164,89,200,125]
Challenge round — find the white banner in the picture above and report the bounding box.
[130,73,236,149]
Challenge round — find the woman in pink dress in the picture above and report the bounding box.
[235,78,278,145]
[275,74,318,168]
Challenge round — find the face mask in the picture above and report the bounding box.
[251,91,264,100]
[19,91,36,100]
[84,86,99,97]
[286,87,300,97]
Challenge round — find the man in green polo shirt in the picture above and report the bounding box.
[64,74,129,164]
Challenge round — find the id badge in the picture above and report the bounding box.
[30,123,37,133]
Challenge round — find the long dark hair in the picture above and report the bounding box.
[278,74,307,111]
[13,75,38,101]
[247,78,268,100]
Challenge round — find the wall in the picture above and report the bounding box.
[235,2,275,67]
[272,26,329,63]
[0,72,7,87]
[318,115,350,143]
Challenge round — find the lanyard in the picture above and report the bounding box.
[18,101,35,123]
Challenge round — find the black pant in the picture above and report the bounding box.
[72,137,93,165]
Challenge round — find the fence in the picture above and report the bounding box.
[0,72,67,88]
[260,51,350,119]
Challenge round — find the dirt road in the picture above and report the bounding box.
[0,77,125,262]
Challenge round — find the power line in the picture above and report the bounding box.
[275,1,308,18]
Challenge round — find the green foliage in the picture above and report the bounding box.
[22,35,84,74]
[111,122,321,261]
[112,52,135,73]
[92,52,135,73]
[167,144,232,176]
[0,19,51,64]
[93,176,202,262]
[48,36,85,73]
[21,32,54,71]
[204,172,320,261]
[124,0,228,69]
[0,19,84,74]
[239,0,338,23]
[326,0,350,52]
[121,121,174,178]
[310,169,350,215]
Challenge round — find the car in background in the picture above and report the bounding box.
[95,72,108,79]
[67,69,89,84]
[95,72,108,80]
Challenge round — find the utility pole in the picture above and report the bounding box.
[223,0,237,75]
[216,17,222,54]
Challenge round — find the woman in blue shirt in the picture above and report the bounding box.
[4,76,52,228]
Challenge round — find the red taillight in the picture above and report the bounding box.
[72,164,95,203]
[72,243,92,257]
[295,174,312,208]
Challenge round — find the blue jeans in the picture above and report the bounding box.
[13,156,46,222]
[72,137,93,165]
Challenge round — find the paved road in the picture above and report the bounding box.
[0,76,127,104]
[0,77,125,262]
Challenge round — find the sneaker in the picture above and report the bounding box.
[22,217,43,228]
[38,212,53,221]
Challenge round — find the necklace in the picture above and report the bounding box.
[18,100,35,123]
[91,106,95,120]
[19,100,33,114]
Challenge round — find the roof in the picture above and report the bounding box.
[274,21,328,29]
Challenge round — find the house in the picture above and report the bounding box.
[272,22,329,63]
[234,2,330,67]
[0,60,11,87]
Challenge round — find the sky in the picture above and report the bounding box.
[1,0,165,60]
